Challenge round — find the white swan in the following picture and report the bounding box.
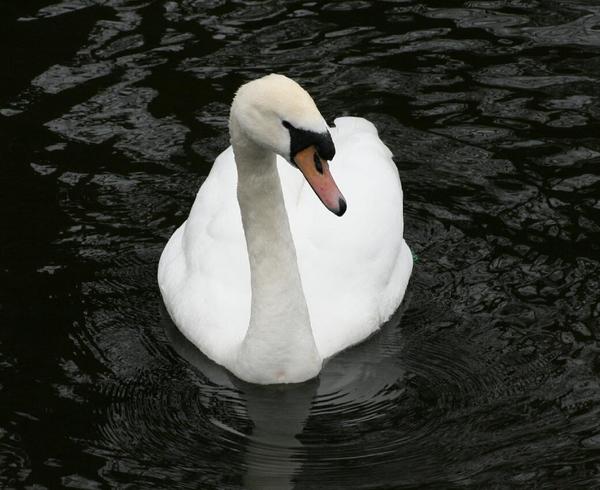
[158,74,412,384]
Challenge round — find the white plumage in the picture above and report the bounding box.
[158,75,412,384]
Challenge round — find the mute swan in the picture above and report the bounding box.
[158,74,413,384]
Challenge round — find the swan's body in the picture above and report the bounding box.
[158,75,412,384]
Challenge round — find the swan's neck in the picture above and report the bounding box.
[230,119,321,384]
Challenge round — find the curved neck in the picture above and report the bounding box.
[230,117,321,384]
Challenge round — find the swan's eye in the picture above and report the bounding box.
[314,151,323,174]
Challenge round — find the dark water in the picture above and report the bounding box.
[2,0,600,488]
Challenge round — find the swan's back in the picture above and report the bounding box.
[158,116,412,364]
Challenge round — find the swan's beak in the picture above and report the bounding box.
[293,145,347,217]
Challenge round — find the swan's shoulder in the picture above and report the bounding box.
[331,116,380,138]
[329,117,397,181]
[160,146,241,276]
[332,115,390,149]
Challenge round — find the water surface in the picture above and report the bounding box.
[2,1,600,488]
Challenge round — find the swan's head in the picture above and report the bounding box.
[230,74,346,217]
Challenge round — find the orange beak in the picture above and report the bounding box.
[293,145,347,217]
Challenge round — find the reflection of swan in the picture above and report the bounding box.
[158,74,412,384]
[241,382,318,490]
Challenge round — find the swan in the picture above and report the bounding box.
[158,74,413,384]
